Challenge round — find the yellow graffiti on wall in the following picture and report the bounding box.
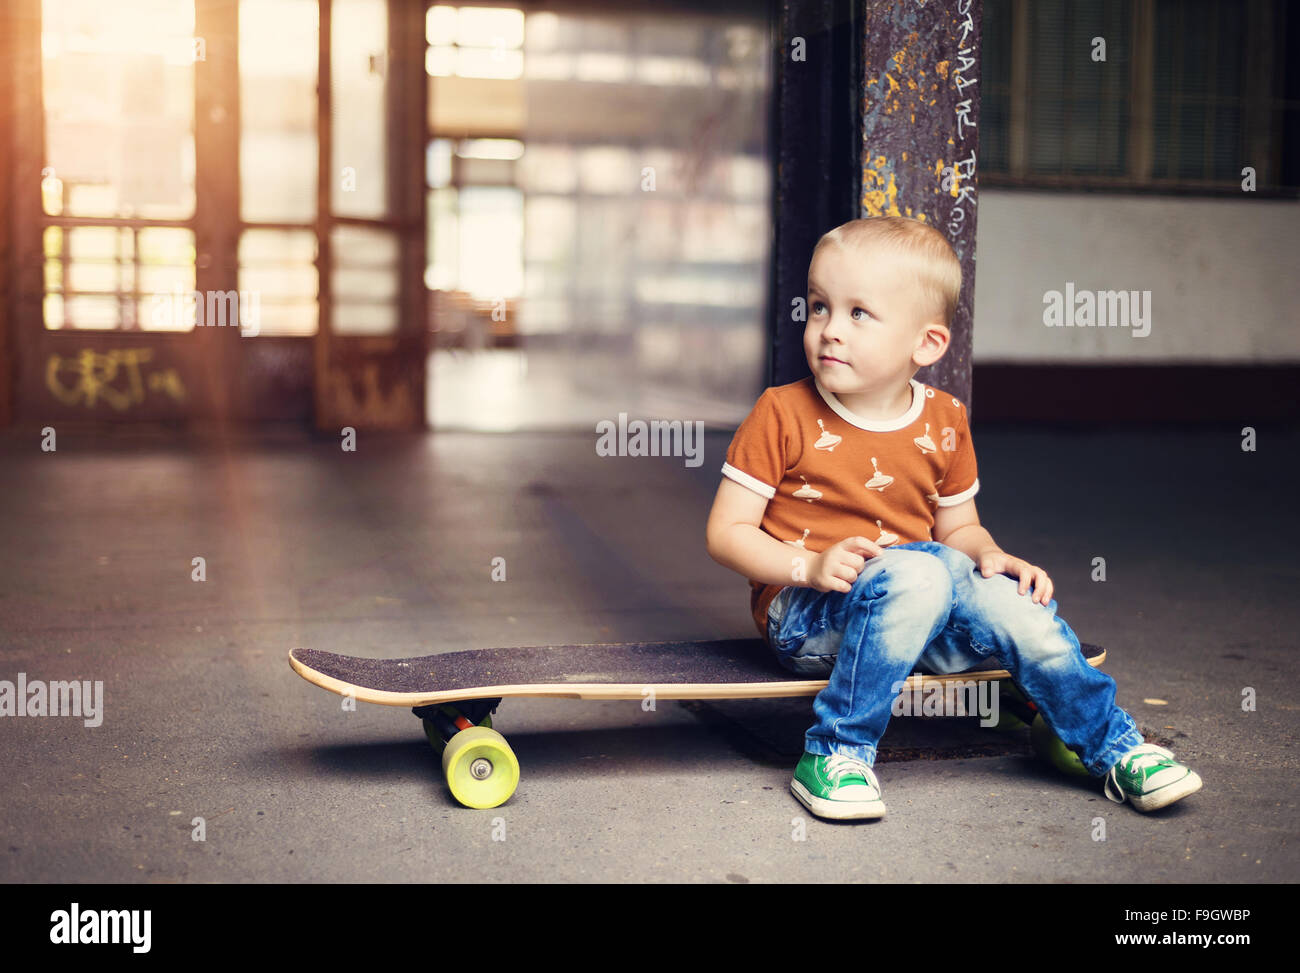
[863,155,902,217]
[46,349,187,411]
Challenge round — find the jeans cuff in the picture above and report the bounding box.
[1088,726,1147,776]
[805,736,877,766]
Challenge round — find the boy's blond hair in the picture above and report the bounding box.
[812,216,962,328]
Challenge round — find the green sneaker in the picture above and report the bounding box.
[791,751,886,820]
[1103,743,1202,811]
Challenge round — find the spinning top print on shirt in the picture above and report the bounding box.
[793,475,822,502]
[864,456,893,492]
[913,422,937,454]
[813,419,841,451]
[784,528,811,548]
[874,519,898,546]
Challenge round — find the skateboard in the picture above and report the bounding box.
[288,639,1106,808]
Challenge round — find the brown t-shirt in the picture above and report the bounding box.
[721,376,979,642]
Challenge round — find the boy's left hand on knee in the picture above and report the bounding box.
[976,550,1054,605]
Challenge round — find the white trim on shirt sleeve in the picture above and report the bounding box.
[721,462,777,500]
[935,478,979,506]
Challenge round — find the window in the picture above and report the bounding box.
[980,0,1298,193]
[332,0,389,219]
[426,137,524,302]
[238,0,320,336]
[40,0,198,329]
[426,5,525,80]
[240,0,319,224]
[331,225,399,335]
[238,229,318,337]
[430,6,770,431]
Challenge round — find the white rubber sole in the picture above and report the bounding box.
[1129,769,1203,811]
[791,779,887,820]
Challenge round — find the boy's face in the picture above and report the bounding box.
[804,242,949,395]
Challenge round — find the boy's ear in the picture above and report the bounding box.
[913,322,950,367]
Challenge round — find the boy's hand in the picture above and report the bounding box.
[809,537,884,593]
[976,550,1054,605]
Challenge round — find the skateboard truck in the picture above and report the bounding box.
[412,697,500,733]
[411,698,519,808]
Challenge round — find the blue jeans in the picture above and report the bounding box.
[766,541,1144,776]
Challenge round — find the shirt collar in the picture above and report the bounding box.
[813,377,925,431]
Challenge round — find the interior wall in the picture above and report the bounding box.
[972,189,1300,363]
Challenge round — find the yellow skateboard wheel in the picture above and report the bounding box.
[441,726,520,809]
[1030,714,1092,777]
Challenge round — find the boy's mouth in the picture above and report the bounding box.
[819,354,848,365]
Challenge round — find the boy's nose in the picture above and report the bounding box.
[822,318,847,341]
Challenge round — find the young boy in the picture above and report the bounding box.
[704,216,1202,820]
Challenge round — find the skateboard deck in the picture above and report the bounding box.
[289,639,1106,809]
[288,639,1106,706]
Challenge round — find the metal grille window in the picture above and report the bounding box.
[980,0,1297,194]
[1153,0,1246,183]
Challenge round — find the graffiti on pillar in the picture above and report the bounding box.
[942,0,979,242]
[861,0,980,236]
[860,0,982,408]
[46,348,187,411]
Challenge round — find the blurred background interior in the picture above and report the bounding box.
[2,0,1296,433]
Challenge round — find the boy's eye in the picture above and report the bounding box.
[810,300,871,320]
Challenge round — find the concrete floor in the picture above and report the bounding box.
[0,420,1296,883]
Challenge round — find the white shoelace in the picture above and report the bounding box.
[1122,745,1175,773]
[824,753,876,788]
